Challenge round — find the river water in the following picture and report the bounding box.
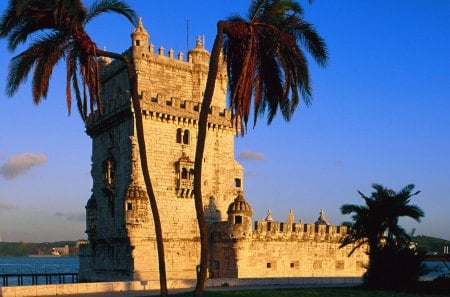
[0,256,448,286]
[0,256,78,286]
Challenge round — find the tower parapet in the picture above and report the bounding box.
[253,209,348,241]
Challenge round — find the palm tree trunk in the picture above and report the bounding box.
[366,237,380,289]
[95,48,169,297]
[193,21,225,297]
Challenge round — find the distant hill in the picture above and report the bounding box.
[0,241,78,256]
[413,235,450,253]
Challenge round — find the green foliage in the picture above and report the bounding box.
[172,287,446,297]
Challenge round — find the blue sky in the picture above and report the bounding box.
[0,1,449,242]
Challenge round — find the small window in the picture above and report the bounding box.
[266,263,271,268]
[183,129,190,144]
[290,261,300,269]
[336,260,345,270]
[176,128,182,143]
[135,40,141,46]
[234,215,242,224]
[356,261,365,269]
[181,168,188,179]
[127,202,133,211]
[290,263,294,268]
[234,178,241,188]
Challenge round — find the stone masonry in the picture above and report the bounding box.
[79,20,367,282]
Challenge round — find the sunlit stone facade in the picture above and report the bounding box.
[79,20,367,282]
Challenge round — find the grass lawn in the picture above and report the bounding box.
[171,287,447,297]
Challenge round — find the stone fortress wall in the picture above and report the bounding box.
[79,19,367,283]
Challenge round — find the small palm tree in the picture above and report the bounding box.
[340,183,424,288]
[193,1,327,296]
[0,1,168,295]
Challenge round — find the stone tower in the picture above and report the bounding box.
[79,20,368,284]
[79,20,243,281]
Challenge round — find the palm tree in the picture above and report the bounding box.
[193,1,327,295]
[0,1,168,296]
[340,183,424,288]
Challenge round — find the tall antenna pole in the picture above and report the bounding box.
[186,18,189,55]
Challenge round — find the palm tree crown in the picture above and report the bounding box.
[222,0,327,131]
[340,183,424,255]
[0,0,137,120]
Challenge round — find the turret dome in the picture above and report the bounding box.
[125,184,147,200]
[227,193,252,216]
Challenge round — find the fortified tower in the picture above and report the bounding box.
[80,20,368,284]
[79,20,243,281]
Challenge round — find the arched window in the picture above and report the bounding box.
[176,128,182,143]
[181,168,188,179]
[183,129,190,144]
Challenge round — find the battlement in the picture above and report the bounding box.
[213,207,348,242]
[213,220,348,242]
[140,95,233,128]
[252,221,348,241]
[99,39,209,79]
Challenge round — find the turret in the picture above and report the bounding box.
[188,35,210,66]
[124,184,150,227]
[131,18,149,49]
[315,209,329,226]
[85,194,97,239]
[227,193,253,238]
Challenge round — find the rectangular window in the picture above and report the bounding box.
[290,261,299,269]
[356,261,365,269]
[234,178,241,188]
[234,215,242,224]
[267,262,271,268]
[335,260,345,270]
[127,202,133,211]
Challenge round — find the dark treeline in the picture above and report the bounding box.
[0,241,78,256]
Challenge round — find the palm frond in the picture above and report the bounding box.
[31,32,68,103]
[293,20,328,67]
[86,0,138,26]
[223,0,327,130]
